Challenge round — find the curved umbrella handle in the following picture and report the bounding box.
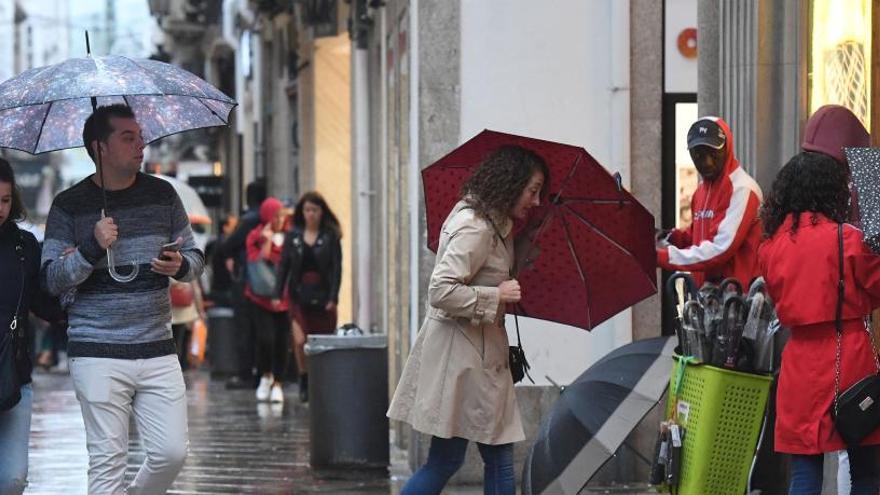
[106,246,139,283]
[99,209,138,283]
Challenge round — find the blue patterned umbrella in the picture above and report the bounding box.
[0,55,236,154]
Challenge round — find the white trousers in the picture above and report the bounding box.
[70,355,188,495]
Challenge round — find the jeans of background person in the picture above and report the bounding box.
[400,436,515,495]
[172,323,191,371]
[789,446,879,495]
[70,355,188,495]
[249,301,290,379]
[0,384,32,494]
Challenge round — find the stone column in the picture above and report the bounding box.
[697,0,720,116]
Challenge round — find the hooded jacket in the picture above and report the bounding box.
[244,197,289,312]
[657,117,763,287]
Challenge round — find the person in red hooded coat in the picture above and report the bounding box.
[244,197,291,404]
[657,117,763,288]
[758,151,880,494]
[801,103,872,495]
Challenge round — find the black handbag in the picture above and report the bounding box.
[510,313,533,384]
[295,281,328,310]
[831,223,880,447]
[1,232,26,411]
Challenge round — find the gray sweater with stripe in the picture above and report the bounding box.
[41,173,204,359]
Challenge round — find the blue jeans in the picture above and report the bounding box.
[400,436,515,495]
[0,384,32,495]
[790,446,879,495]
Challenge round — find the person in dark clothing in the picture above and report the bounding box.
[275,191,342,402]
[0,158,63,494]
[220,180,266,389]
[204,213,237,306]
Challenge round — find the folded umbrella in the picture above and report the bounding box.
[522,336,677,494]
[666,272,700,355]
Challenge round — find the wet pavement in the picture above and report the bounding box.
[26,370,403,494]
[25,369,652,494]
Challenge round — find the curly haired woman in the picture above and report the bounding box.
[388,145,549,494]
[758,151,880,494]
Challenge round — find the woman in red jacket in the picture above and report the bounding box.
[245,197,291,404]
[758,152,880,494]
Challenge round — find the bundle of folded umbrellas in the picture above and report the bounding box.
[667,273,779,373]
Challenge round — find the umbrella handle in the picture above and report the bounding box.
[106,246,139,283]
[100,210,139,283]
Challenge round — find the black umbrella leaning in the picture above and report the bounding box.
[522,336,677,495]
[0,32,236,281]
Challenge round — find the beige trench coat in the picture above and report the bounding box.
[387,200,525,445]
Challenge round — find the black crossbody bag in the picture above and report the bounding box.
[832,223,880,446]
[1,230,26,411]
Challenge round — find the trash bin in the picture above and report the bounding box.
[206,307,238,379]
[305,334,389,472]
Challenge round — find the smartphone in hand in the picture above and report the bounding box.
[158,240,181,260]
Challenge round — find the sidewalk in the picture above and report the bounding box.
[27,370,394,494]
[26,369,656,494]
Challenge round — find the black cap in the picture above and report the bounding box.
[687,119,726,150]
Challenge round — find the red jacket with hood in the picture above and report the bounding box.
[245,197,290,312]
[657,117,763,288]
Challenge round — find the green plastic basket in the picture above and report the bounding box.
[663,356,773,495]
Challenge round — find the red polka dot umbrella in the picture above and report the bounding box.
[423,129,657,331]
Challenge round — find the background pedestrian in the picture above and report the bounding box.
[275,191,342,403]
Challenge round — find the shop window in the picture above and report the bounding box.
[810,0,872,128]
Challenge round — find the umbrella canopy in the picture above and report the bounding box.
[846,147,880,253]
[423,130,657,331]
[522,336,677,495]
[0,55,236,154]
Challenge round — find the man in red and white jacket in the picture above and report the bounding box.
[657,116,763,288]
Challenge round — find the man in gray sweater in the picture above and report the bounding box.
[41,104,204,494]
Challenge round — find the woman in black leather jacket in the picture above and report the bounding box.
[0,158,62,494]
[275,191,342,402]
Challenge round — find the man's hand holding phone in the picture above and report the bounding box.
[151,237,184,276]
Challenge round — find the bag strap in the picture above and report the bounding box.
[9,227,25,334]
[834,224,845,415]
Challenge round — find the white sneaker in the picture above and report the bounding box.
[270,383,284,403]
[256,376,272,401]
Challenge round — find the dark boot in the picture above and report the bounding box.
[298,373,309,403]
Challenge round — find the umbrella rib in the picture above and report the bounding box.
[30,102,53,154]
[552,152,584,202]
[563,204,657,289]
[563,204,637,258]
[195,98,229,125]
[560,212,593,329]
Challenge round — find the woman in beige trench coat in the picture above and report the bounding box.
[388,145,549,495]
